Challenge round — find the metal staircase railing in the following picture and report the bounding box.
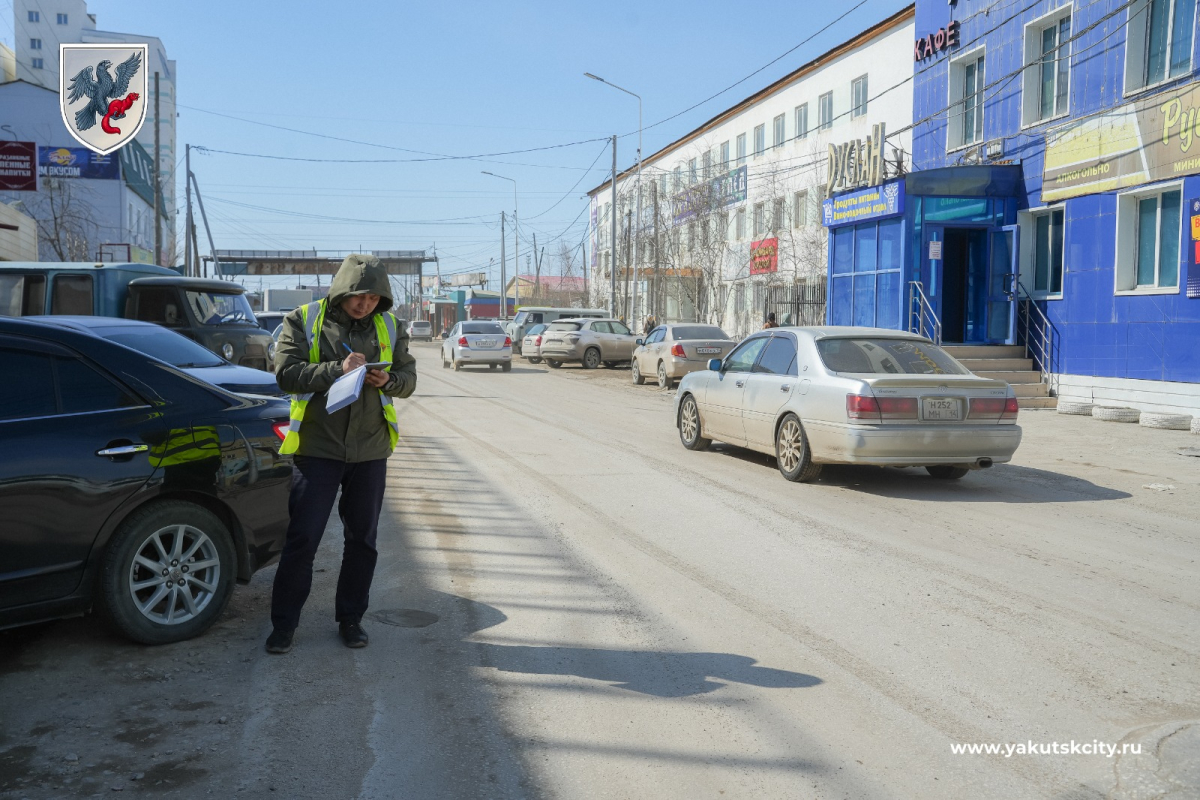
[907,281,941,345]
[1015,280,1056,392]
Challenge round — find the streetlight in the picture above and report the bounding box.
[585,72,642,329]
[482,170,518,321]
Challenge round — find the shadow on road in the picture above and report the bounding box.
[705,444,1131,503]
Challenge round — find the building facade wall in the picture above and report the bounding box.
[912,0,1200,409]
[0,201,38,260]
[589,8,915,338]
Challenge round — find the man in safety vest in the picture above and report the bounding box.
[265,254,417,654]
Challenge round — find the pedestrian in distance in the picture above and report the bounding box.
[642,315,656,336]
[265,254,417,654]
[762,312,778,329]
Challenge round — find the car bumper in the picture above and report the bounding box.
[663,358,714,379]
[804,421,1023,466]
[540,345,582,361]
[457,349,512,363]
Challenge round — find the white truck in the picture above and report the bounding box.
[262,288,313,312]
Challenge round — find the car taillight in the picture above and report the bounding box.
[877,396,918,419]
[504,336,512,347]
[458,336,469,347]
[968,397,1019,420]
[846,394,881,421]
[671,343,686,358]
[534,335,542,346]
[272,421,289,441]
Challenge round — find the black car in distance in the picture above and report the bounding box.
[0,317,293,644]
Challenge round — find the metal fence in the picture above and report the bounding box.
[763,281,827,327]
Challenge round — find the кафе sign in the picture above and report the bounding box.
[1044,81,1200,201]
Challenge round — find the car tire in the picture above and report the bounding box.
[926,465,970,480]
[453,359,462,371]
[678,394,711,451]
[657,362,673,390]
[583,348,601,370]
[775,413,822,483]
[632,359,645,385]
[502,362,512,372]
[528,357,542,364]
[97,501,236,645]
[546,359,562,369]
[441,351,449,369]
[490,364,497,370]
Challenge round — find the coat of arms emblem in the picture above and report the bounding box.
[59,44,148,156]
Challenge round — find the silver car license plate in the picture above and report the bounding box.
[922,397,961,420]
[696,347,720,354]
[476,338,495,347]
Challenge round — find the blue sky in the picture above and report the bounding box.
[2,0,909,285]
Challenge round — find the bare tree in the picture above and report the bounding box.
[25,178,98,261]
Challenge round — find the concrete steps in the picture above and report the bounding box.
[943,345,1056,410]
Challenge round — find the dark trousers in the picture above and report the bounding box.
[270,456,388,631]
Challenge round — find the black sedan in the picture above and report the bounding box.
[0,317,293,644]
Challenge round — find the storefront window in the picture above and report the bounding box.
[854,226,878,272]
[1034,209,1065,294]
[833,228,854,274]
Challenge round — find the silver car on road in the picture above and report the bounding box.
[440,321,513,371]
[674,327,1022,482]
[539,318,638,369]
[632,323,736,389]
[521,323,548,364]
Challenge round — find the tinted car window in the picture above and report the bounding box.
[137,287,186,326]
[547,322,581,332]
[755,335,798,376]
[51,275,93,315]
[57,358,141,414]
[646,328,665,344]
[528,313,544,324]
[0,350,55,420]
[461,323,504,334]
[526,324,547,336]
[672,325,728,340]
[817,338,969,375]
[590,321,611,334]
[723,337,768,373]
[101,329,224,367]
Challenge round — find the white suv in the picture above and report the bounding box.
[407,320,433,342]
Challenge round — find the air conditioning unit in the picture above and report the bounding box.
[985,139,1004,159]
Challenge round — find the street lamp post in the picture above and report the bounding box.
[482,171,518,321]
[585,73,641,329]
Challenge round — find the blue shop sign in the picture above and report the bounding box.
[38,146,119,180]
[822,180,904,227]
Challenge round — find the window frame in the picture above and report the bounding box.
[851,74,869,118]
[719,140,730,170]
[948,46,987,152]
[1021,5,1073,127]
[736,133,747,166]
[57,12,69,24]
[30,37,42,50]
[1114,181,1184,295]
[795,103,809,141]
[772,198,785,233]
[793,190,808,228]
[753,124,766,158]
[773,113,786,149]
[752,332,799,376]
[1021,205,1067,299]
[735,207,746,240]
[31,57,43,70]
[721,335,770,373]
[818,92,834,130]
[753,202,766,238]
[1124,0,1198,96]
[28,10,39,22]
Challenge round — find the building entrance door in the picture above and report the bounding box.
[938,227,989,343]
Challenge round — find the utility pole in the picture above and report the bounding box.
[624,209,632,320]
[531,231,539,303]
[500,211,506,320]
[153,72,162,266]
[189,170,220,278]
[609,134,617,317]
[652,183,660,321]
[184,144,193,276]
[581,234,589,307]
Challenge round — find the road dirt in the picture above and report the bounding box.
[2,342,1197,799]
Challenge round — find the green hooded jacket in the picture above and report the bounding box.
[274,255,417,462]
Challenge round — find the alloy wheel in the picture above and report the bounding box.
[681,399,699,442]
[127,524,221,626]
[777,418,803,474]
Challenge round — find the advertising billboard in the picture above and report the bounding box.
[38,146,120,180]
[749,238,779,275]
[0,142,38,191]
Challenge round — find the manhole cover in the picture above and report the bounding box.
[368,609,439,628]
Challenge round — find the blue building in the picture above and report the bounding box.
[825,0,1200,414]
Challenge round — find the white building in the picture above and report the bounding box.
[587,5,915,337]
[11,0,177,264]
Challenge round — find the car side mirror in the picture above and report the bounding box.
[708,358,722,372]
[635,338,644,346]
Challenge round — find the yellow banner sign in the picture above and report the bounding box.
[1043,81,1200,201]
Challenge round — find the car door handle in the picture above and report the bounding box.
[780,384,791,392]
[735,380,745,388]
[97,444,148,457]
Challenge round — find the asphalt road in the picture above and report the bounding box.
[2,341,1198,799]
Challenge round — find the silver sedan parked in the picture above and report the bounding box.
[674,327,1022,482]
[632,323,736,389]
[539,318,637,369]
[441,321,513,371]
[521,323,548,364]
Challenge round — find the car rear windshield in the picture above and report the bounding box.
[526,324,547,335]
[102,329,225,368]
[410,321,430,328]
[816,338,968,375]
[462,323,504,334]
[547,321,581,331]
[672,325,728,341]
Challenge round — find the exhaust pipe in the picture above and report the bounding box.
[976,457,993,469]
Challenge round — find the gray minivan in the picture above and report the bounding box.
[507,307,607,355]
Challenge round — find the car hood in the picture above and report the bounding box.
[182,362,283,396]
